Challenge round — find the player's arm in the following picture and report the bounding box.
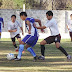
[67,24,70,30]
[2,21,4,28]
[26,20,31,34]
[35,19,42,27]
[8,29,17,32]
[20,27,24,35]
[35,26,46,29]
[34,19,44,32]
[35,20,52,30]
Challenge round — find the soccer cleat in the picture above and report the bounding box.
[67,55,71,61]
[14,56,21,61]
[33,56,38,62]
[38,56,45,60]
[15,48,18,52]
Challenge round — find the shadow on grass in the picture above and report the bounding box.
[0,41,72,67]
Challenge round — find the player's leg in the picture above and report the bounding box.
[15,35,31,61]
[26,44,37,62]
[16,34,21,44]
[11,37,18,52]
[25,35,38,61]
[0,23,1,39]
[38,36,54,60]
[69,32,72,42]
[15,41,25,60]
[40,40,47,55]
[17,37,25,53]
[55,34,71,61]
[55,42,71,61]
[16,34,25,53]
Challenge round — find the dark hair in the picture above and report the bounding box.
[46,11,53,16]
[20,12,27,17]
[70,14,72,16]
[11,15,16,18]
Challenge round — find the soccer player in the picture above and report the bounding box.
[8,15,23,52]
[0,17,4,39]
[15,12,43,61]
[67,14,72,42]
[34,11,71,61]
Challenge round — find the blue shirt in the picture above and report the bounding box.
[25,17,39,36]
[0,17,3,30]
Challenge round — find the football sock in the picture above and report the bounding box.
[58,46,68,56]
[17,44,24,59]
[41,45,45,56]
[27,47,36,57]
[14,44,17,48]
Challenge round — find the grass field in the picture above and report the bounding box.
[0,38,72,72]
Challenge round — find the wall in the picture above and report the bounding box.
[0,9,72,39]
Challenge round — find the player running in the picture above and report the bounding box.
[15,12,43,61]
[0,17,4,39]
[34,11,71,61]
[8,15,23,52]
[67,14,72,42]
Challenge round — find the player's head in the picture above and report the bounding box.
[11,15,16,22]
[46,11,53,20]
[70,14,72,20]
[20,12,27,20]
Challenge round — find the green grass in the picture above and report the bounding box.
[0,38,72,72]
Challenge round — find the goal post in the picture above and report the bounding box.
[23,4,25,36]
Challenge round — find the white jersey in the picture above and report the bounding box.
[8,20,22,38]
[44,18,59,36]
[67,19,72,32]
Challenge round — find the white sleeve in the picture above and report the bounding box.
[17,21,22,27]
[44,21,52,28]
[7,22,11,30]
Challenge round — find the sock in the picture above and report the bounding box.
[27,47,36,57]
[41,45,45,56]
[14,44,17,48]
[17,44,24,59]
[58,46,68,56]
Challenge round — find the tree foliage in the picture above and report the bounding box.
[0,0,72,10]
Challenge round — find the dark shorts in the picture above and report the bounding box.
[44,34,61,44]
[11,34,21,42]
[69,32,72,37]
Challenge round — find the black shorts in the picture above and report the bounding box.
[69,32,72,37]
[44,34,61,44]
[11,34,21,42]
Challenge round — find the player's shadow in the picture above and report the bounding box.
[0,41,72,67]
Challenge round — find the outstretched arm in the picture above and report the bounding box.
[36,26,46,29]
[8,29,17,32]
[34,19,45,32]
[35,19,42,27]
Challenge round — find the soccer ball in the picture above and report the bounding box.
[7,53,14,60]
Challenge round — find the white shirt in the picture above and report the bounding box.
[67,19,72,32]
[44,18,59,36]
[8,20,22,38]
